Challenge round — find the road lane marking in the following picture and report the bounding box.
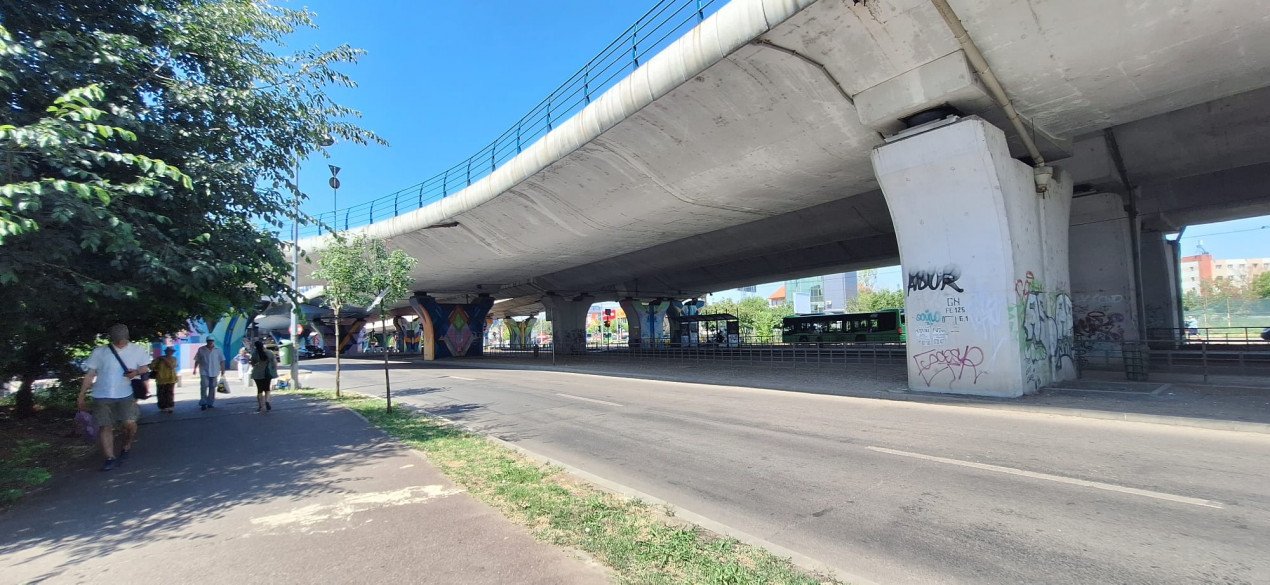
[555,393,623,407]
[866,446,1224,509]
[445,375,477,381]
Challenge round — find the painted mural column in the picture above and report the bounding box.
[619,298,671,348]
[313,318,367,356]
[872,117,1076,397]
[505,317,538,349]
[408,293,495,360]
[541,294,593,354]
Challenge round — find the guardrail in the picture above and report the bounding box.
[303,0,722,237]
[1078,331,1270,380]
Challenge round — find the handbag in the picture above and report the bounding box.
[216,375,231,394]
[108,344,150,400]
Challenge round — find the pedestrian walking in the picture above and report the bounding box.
[236,347,251,387]
[192,338,226,411]
[250,340,277,413]
[150,347,180,413]
[78,324,150,471]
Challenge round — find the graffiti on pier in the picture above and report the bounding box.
[1012,271,1075,391]
[915,310,942,324]
[914,346,985,386]
[907,266,965,295]
[1074,310,1125,341]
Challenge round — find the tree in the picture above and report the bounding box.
[847,288,905,312]
[311,235,415,398]
[704,296,791,340]
[0,2,381,415]
[1251,271,1270,300]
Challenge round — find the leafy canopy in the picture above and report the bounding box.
[0,0,381,410]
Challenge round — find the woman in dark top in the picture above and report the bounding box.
[250,340,277,413]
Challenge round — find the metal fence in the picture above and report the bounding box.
[301,0,722,236]
[484,339,909,371]
[1078,327,1270,380]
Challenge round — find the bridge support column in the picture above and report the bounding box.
[542,294,592,354]
[1139,229,1182,338]
[620,298,670,348]
[408,293,495,360]
[872,117,1076,397]
[505,317,538,349]
[313,318,366,356]
[1069,192,1140,357]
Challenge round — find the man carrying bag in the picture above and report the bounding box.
[78,324,150,471]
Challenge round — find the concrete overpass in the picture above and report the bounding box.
[300,0,1270,396]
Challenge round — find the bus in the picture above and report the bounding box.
[781,309,905,343]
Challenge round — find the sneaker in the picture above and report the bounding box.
[256,407,262,413]
[200,405,207,411]
[119,449,130,461]
[101,458,118,472]
[206,404,215,409]
[266,402,272,411]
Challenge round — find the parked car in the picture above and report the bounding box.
[297,344,327,359]
[1261,327,1270,341]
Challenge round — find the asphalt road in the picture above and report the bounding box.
[310,358,1270,585]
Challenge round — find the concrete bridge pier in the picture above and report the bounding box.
[504,316,538,349]
[872,117,1076,397]
[313,317,367,356]
[620,298,670,348]
[542,294,592,354]
[408,293,495,360]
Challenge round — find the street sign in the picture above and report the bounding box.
[328,177,341,189]
[328,165,341,177]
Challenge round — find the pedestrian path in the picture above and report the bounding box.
[0,380,610,584]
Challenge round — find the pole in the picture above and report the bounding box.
[383,307,392,412]
[290,157,301,390]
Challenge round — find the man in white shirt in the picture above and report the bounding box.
[192,338,226,411]
[78,324,151,471]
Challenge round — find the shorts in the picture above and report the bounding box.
[93,397,140,428]
[254,378,273,394]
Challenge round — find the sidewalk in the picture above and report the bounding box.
[0,379,610,584]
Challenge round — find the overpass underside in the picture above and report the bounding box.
[302,0,1270,397]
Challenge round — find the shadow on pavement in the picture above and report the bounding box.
[0,393,399,582]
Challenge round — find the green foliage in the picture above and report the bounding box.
[847,287,905,312]
[311,234,416,310]
[0,440,53,505]
[310,234,415,395]
[0,1,381,413]
[704,296,791,339]
[1251,271,1270,300]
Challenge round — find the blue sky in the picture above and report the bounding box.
[284,0,1269,293]
[288,0,708,221]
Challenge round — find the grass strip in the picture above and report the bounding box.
[291,389,840,585]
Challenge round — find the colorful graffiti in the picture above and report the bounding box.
[1011,271,1075,391]
[1074,310,1126,341]
[505,317,538,349]
[409,295,494,359]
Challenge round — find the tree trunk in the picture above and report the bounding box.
[334,303,342,398]
[14,372,37,418]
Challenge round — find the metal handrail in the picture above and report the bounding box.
[303,0,720,236]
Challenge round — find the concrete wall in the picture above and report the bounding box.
[1069,193,1139,352]
[873,117,1075,397]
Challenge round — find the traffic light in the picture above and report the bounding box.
[603,308,613,327]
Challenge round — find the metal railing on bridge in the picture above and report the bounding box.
[484,336,910,370]
[302,0,723,237]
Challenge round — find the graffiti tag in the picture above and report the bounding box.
[913,346,985,386]
[908,267,965,295]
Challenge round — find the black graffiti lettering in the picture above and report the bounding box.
[907,267,965,295]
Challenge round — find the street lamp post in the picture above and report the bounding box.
[290,158,302,390]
